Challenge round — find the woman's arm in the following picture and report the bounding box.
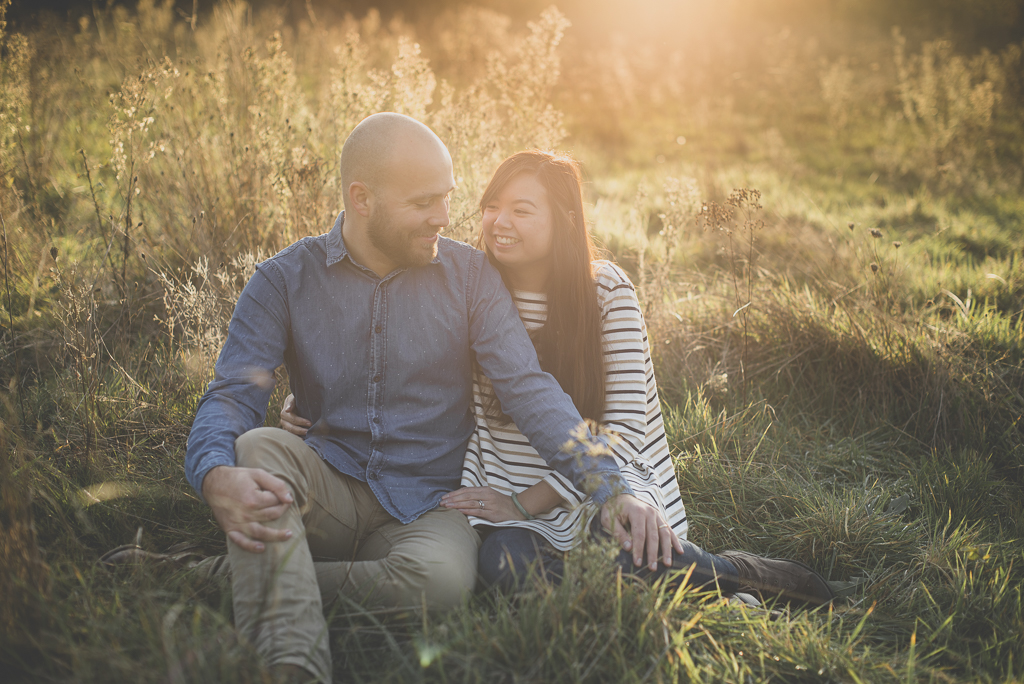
[441,480,565,522]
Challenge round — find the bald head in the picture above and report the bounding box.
[340,113,452,210]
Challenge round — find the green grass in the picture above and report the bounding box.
[2,1,1024,682]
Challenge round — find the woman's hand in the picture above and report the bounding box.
[441,487,524,523]
[279,394,312,437]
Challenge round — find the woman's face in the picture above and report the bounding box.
[481,173,555,283]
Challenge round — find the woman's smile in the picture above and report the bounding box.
[482,172,555,290]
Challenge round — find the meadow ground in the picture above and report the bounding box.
[1,1,1023,681]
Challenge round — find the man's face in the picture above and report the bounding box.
[366,143,455,270]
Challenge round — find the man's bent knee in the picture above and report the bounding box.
[376,551,475,611]
[235,426,313,470]
[423,554,476,610]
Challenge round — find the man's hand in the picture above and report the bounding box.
[600,494,684,571]
[279,394,312,437]
[202,465,295,553]
[441,486,523,522]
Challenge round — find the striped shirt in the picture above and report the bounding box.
[461,261,688,550]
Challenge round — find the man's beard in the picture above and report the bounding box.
[367,207,439,268]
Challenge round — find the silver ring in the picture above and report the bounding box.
[478,500,485,509]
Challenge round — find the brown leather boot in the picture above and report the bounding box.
[718,550,836,608]
[98,540,205,571]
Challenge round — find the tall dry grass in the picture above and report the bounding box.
[1,0,1023,681]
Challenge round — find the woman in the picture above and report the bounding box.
[282,151,835,606]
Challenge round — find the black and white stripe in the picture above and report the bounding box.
[461,261,688,550]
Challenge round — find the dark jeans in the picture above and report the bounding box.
[478,516,739,595]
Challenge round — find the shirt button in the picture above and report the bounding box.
[373,374,381,383]
[375,325,382,333]
[368,471,377,480]
[372,416,381,423]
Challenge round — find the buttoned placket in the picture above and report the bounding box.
[364,267,404,499]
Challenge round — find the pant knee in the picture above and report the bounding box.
[235,427,296,469]
[423,556,476,610]
[374,552,475,610]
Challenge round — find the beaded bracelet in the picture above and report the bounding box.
[511,492,535,520]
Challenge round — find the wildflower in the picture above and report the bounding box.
[870,262,879,273]
[870,229,883,238]
[893,241,902,249]
[847,222,855,231]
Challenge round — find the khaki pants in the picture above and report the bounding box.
[215,427,480,683]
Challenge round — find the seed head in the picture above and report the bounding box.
[893,241,902,249]
[847,222,855,231]
[870,228,883,239]
[869,262,879,273]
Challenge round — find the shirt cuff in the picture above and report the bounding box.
[192,455,236,502]
[590,474,634,507]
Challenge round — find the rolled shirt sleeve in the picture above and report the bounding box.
[185,264,291,499]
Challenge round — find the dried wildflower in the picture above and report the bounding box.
[870,228,883,238]
[848,222,855,231]
[869,262,879,273]
[893,241,902,249]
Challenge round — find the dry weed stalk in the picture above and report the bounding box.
[879,28,1011,194]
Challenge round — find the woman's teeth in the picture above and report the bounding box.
[494,235,520,246]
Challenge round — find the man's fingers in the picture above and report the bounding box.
[658,525,675,567]
[245,521,293,543]
[613,514,632,551]
[254,502,291,522]
[601,504,632,551]
[626,509,648,567]
[227,529,265,553]
[643,511,659,570]
[250,469,294,506]
[672,531,684,555]
[249,488,284,510]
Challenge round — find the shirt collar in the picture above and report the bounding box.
[325,211,348,267]
[325,210,444,271]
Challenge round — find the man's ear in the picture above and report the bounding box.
[348,181,373,217]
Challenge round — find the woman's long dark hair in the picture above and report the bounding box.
[477,150,606,423]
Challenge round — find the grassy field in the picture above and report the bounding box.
[1,1,1023,681]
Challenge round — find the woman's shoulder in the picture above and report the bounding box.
[591,260,637,299]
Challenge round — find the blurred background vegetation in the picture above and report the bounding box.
[1,0,1023,681]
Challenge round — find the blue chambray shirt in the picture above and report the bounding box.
[185,212,632,524]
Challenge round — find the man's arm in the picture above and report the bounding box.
[465,255,632,505]
[467,257,682,570]
[185,264,295,552]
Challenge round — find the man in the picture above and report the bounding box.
[186,113,683,683]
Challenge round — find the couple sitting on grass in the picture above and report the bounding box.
[181,112,834,683]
